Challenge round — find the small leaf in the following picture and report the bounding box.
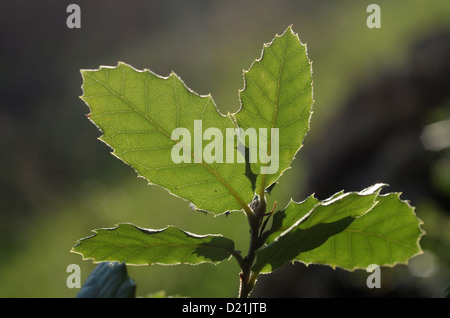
[253,185,423,273]
[77,262,136,298]
[71,223,235,266]
[234,25,313,196]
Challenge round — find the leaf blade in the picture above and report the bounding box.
[81,63,254,215]
[254,185,383,273]
[71,223,236,266]
[253,185,423,273]
[234,26,314,196]
[266,183,386,245]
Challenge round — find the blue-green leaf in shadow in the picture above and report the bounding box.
[77,262,136,298]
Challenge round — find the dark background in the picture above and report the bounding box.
[0,0,449,297]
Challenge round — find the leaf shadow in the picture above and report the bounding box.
[287,216,355,253]
[236,143,258,193]
[193,236,236,264]
[256,216,355,271]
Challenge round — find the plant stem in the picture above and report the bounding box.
[237,196,267,298]
[240,271,259,298]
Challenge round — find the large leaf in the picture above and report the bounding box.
[81,63,253,215]
[253,188,424,273]
[71,223,235,266]
[234,25,313,197]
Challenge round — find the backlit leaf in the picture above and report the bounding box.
[72,223,235,266]
[234,25,313,197]
[81,63,253,215]
[253,185,423,273]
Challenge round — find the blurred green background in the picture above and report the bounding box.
[0,0,449,298]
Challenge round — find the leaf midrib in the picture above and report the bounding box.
[258,33,289,198]
[86,242,234,252]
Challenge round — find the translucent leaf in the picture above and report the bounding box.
[234,25,313,196]
[80,26,313,215]
[81,63,253,215]
[266,184,385,245]
[253,185,424,273]
[72,223,235,266]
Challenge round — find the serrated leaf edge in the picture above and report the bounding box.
[70,222,236,266]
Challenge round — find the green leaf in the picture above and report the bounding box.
[71,223,235,266]
[253,185,423,273]
[266,184,385,244]
[81,63,253,215]
[234,25,313,197]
